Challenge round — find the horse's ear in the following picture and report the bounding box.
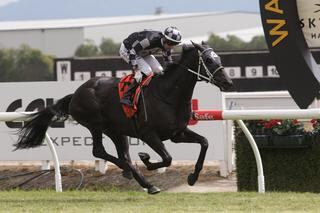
[201,41,208,46]
[191,40,204,52]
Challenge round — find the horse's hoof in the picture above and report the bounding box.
[147,186,161,195]
[187,173,198,186]
[122,170,133,180]
[138,152,150,162]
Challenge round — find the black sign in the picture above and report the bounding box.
[260,0,320,108]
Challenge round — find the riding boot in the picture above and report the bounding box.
[120,80,139,106]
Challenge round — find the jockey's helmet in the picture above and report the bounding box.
[163,27,182,46]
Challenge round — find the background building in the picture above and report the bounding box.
[0,11,262,57]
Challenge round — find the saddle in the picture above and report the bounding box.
[118,73,153,118]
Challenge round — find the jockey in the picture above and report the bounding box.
[119,26,182,106]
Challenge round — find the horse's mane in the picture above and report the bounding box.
[180,44,196,60]
[163,44,195,73]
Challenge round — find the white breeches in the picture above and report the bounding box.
[119,43,163,76]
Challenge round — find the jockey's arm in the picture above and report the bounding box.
[128,38,152,69]
[128,49,142,82]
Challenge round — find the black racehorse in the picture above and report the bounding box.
[15,42,233,194]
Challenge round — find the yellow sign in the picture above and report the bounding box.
[264,0,288,47]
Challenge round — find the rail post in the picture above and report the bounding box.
[0,112,62,192]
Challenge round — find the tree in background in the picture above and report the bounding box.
[74,38,120,57]
[0,45,53,82]
[74,39,100,57]
[246,36,268,50]
[74,34,267,57]
[100,38,120,56]
[207,34,267,51]
[0,48,14,82]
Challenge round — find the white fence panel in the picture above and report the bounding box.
[0,81,226,166]
[221,91,319,176]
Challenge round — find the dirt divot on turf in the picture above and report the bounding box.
[0,162,237,192]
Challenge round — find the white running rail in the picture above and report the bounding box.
[193,108,320,193]
[3,109,320,193]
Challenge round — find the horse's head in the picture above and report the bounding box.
[190,41,234,91]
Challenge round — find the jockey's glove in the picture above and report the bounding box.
[132,64,139,71]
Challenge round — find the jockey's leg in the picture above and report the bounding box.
[138,132,172,170]
[120,57,152,106]
[143,55,163,75]
[137,57,153,76]
[170,128,209,186]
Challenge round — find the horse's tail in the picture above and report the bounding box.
[14,94,73,150]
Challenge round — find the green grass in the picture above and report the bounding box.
[0,190,320,213]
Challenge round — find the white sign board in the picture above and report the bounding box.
[224,91,300,110]
[267,65,280,78]
[95,71,112,77]
[297,0,320,48]
[0,81,225,162]
[221,91,312,176]
[74,72,91,81]
[245,66,263,78]
[56,61,71,81]
[225,67,241,79]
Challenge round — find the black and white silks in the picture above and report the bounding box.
[122,30,173,67]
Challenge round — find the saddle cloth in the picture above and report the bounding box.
[118,73,153,118]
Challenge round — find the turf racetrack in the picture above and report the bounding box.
[0,190,319,213]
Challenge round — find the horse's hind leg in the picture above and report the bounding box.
[103,132,133,179]
[138,132,173,171]
[90,129,128,171]
[103,131,160,194]
[69,87,125,169]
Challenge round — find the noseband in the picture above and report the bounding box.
[183,48,224,84]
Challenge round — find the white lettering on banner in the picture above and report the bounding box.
[0,81,225,161]
[245,66,263,78]
[267,65,280,78]
[74,72,91,81]
[193,112,215,120]
[95,71,112,77]
[225,67,241,79]
[56,61,71,81]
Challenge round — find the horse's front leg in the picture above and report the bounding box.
[171,128,208,186]
[138,132,173,171]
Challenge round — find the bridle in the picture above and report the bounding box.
[182,48,224,84]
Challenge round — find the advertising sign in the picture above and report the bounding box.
[260,0,320,109]
[0,81,226,161]
[297,0,320,48]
